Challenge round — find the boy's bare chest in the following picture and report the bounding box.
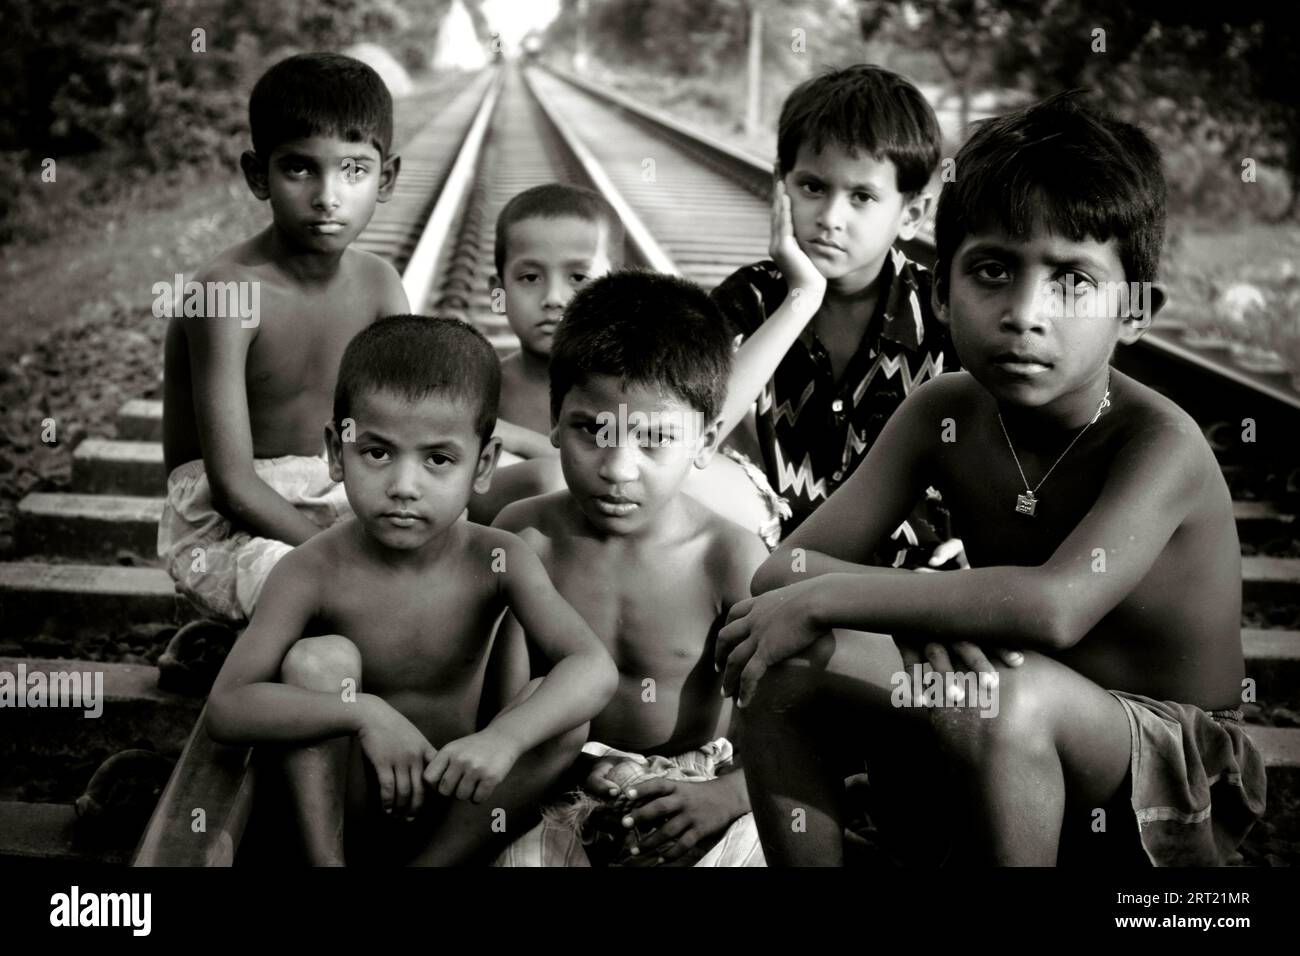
[550,547,722,671]
[245,284,375,397]
[315,561,500,688]
[941,429,1108,566]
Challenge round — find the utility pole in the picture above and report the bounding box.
[575,0,590,72]
[744,4,763,137]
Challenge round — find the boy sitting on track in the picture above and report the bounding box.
[468,183,787,547]
[159,53,409,622]
[493,273,769,866]
[711,64,961,566]
[207,316,617,865]
[717,92,1266,866]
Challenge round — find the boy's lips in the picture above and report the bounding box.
[381,511,425,527]
[993,351,1054,375]
[807,237,846,254]
[308,220,346,234]
[593,494,639,517]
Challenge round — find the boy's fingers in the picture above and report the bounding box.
[422,749,448,786]
[720,636,758,697]
[998,647,1025,668]
[638,818,690,853]
[455,769,478,802]
[627,796,678,827]
[437,762,463,798]
[952,641,996,676]
[924,643,961,704]
[393,765,412,815]
[470,778,494,805]
[736,652,770,709]
[724,597,754,624]
[407,767,425,820]
[376,767,396,813]
[625,777,671,802]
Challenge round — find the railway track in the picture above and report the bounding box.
[2,61,1297,866]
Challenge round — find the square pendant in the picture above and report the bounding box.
[1015,493,1037,516]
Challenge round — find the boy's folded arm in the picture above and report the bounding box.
[751,381,936,594]
[206,554,363,744]
[809,420,1207,650]
[186,304,319,545]
[488,532,618,751]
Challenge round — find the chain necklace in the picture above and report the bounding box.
[996,371,1112,516]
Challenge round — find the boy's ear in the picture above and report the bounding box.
[689,415,724,471]
[897,191,933,242]
[377,153,401,203]
[1118,281,1165,344]
[931,266,951,326]
[472,436,504,495]
[324,421,345,483]
[240,151,270,201]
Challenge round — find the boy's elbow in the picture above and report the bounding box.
[750,552,788,596]
[593,655,620,706]
[1024,575,1082,651]
[205,693,238,744]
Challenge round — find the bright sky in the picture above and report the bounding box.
[480,0,560,52]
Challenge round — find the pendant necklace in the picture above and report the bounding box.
[996,371,1111,517]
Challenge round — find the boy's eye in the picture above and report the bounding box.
[972,262,1011,283]
[800,180,824,195]
[341,161,369,183]
[571,273,589,284]
[427,453,453,467]
[283,163,311,178]
[516,273,540,284]
[853,192,875,204]
[362,447,390,462]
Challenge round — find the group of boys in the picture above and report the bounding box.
[159,51,1264,867]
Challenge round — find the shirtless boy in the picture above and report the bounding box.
[207,316,617,865]
[160,52,409,621]
[468,183,785,546]
[494,272,769,866]
[718,92,1266,866]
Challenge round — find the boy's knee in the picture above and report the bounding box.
[930,666,1054,761]
[281,634,361,691]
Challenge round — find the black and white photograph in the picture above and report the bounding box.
[1,0,1297,937]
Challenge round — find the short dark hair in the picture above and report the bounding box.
[334,315,500,446]
[934,91,1167,287]
[494,183,624,276]
[549,271,731,425]
[249,53,393,159]
[777,64,941,195]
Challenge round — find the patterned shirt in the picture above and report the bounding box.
[711,247,960,567]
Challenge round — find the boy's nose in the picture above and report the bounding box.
[816,193,848,231]
[542,274,569,310]
[313,177,341,211]
[598,444,639,484]
[1000,279,1049,334]
[386,459,422,500]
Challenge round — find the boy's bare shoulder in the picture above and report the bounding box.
[188,234,271,287]
[1112,374,1216,471]
[690,499,769,603]
[494,491,579,543]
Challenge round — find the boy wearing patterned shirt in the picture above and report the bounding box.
[711,65,959,566]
